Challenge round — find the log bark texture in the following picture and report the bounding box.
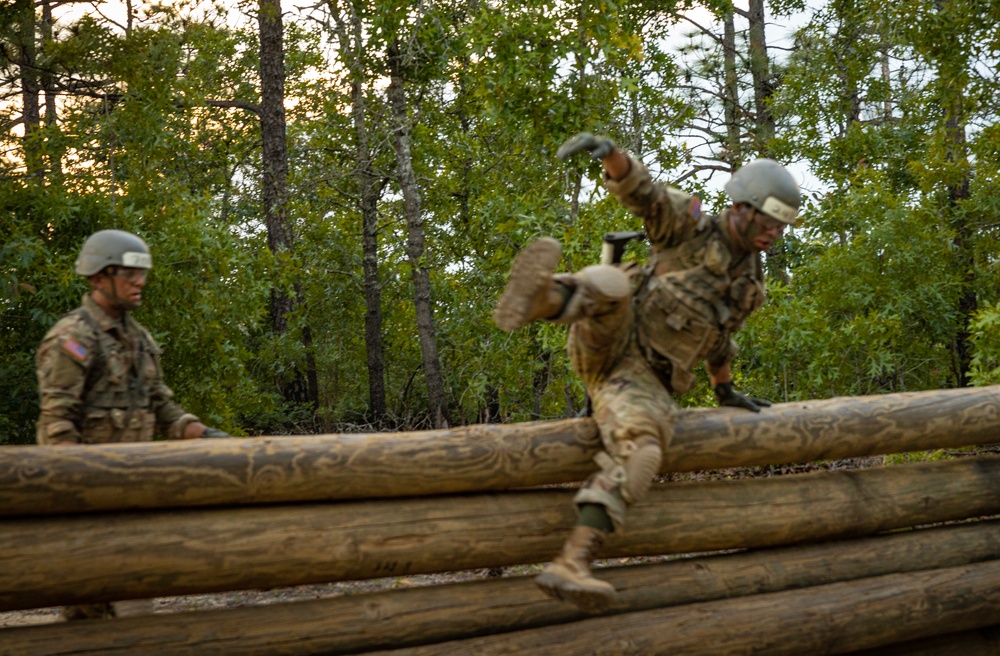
[3,385,1000,516]
[2,455,1000,612]
[362,560,1000,656]
[3,520,1000,656]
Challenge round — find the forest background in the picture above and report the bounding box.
[1,0,999,444]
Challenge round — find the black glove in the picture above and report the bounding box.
[201,426,230,438]
[557,132,617,161]
[713,382,772,413]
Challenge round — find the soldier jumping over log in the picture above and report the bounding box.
[494,133,801,612]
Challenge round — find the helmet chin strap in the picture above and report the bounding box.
[94,270,129,318]
[729,205,756,252]
[745,212,770,249]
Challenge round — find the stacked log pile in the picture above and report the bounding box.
[1,386,999,655]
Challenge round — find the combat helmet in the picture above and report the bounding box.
[724,159,801,224]
[75,230,153,276]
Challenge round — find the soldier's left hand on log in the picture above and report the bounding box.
[713,382,772,413]
[557,132,617,161]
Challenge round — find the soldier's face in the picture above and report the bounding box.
[97,267,148,311]
[731,205,787,253]
[748,212,787,251]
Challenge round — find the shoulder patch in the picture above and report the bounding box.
[688,195,702,220]
[61,338,89,363]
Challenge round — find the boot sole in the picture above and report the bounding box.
[493,238,562,332]
[534,570,616,613]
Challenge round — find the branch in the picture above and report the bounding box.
[672,163,731,186]
[674,82,730,104]
[683,123,727,140]
[677,15,725,47]
[203,99,261,115]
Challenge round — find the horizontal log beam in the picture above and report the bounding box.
[363,560,1000,656]
[846,626,1000,655]
[2,455,999,612]
[3,385,1000,516]
[3,519,1000,656]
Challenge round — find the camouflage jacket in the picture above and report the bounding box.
[604,156,765,394]
[35,294,198,444]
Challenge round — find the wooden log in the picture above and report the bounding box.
[361,559,1000,656]
[3,519,1000,656]
[3,385,1000,516]
[2,455,1000,612]
[845,626,1000,655]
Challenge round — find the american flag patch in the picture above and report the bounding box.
[62,338,89,362]
[689,195,702,220]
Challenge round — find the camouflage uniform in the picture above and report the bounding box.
[502,136,798,611]
[557,154,765,528]
[36,294,199,445]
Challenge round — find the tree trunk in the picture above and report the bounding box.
[530,348,552,420]
[4,385,1000,516]
[744,0,790,283]
[330,0,387,422]
[564,2,591,224]
[386,39,450,428]
[949,115,976,388]
[258,0,318,411]
[879,16,893,120]
[258,0,292,310]
[16,0,43,179]
[5,520,1000,656]
[936,4,975,387]
[746,0,774,154]
[39,0,62,181]
[722,10,741,166]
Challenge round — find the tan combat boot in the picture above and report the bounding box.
[534,525,617,612]
[493,238,565,332]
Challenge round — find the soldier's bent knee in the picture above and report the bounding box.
[577,265,631,301]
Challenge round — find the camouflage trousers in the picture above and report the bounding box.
[555,264,680,530]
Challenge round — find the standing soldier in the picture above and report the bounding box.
[494,133,800,612]
[36,229,228,619]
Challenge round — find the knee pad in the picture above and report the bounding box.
[574,434,663,532]
[616,438,662,504]
[593,435,663,504]
[557,265,631,323]
[577,265,631,301]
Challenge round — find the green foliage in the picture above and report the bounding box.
[0,186,97,443]
[739,165,961,399]
[969,305,1000,386]
[753,0,1000,404]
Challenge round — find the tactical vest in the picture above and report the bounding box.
[73,307,158,443]
[635,214,764,394]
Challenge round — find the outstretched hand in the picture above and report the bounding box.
[713,382,772,413]
[557,132,617,161]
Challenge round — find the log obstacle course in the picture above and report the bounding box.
[2,386,1000,655]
